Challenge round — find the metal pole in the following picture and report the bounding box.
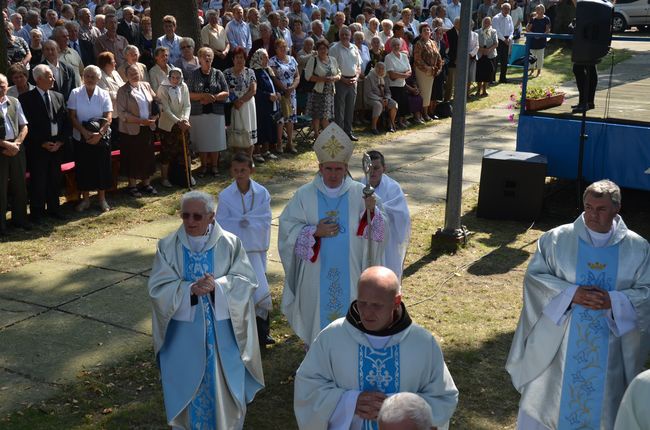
[362,153,375,266]
[435,0,473,244]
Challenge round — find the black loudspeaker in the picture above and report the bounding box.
[477,150,547,221]
[572,0,613,64]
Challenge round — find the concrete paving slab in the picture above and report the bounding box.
[0,261,132,308]
[52,234,159,275]
[0,310,150,384]
[58,276,152,336]
[0,369,58,415]
[124,216,179,239]
[0,298,46,329]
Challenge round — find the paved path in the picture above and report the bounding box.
[1,45,647,414]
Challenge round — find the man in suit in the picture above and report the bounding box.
[20,65,69,222]
[0,73,30,235]
[117,6,140,45]
[36,40,80,102]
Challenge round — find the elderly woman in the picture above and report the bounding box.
[269,39,299,154]
[201,9,230,70]
[28,28,43,69]
[379,19,393,44]
[68,65,113,212]
[364,62,397,134]
[174,38,199,79]
[475,16,498,97]
[224,47,257,158]
[414,22,443,121]
[305,39,340,138]
[364,17,380,44]
[118,45,150,83]
[5,23,31,70]
[137,15,154,68]
[7,63,34,98]
[149,47,175,93]
[187,47,229,177]
[97,51,125,148]
[385,37,412,128]
[249,22,276,63]
[250,49,280,162]
[116,64,159,197]
[526,5,551,78]
[148,190,264,430]
[366,36,384,74]
[291,18,307,57]
[157,69,192,188]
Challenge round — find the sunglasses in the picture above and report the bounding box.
[181,212,206,221]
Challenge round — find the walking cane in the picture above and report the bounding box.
[180,130,192,191]
[362,153,375,268]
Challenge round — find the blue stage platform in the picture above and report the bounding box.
[515,33,650,191]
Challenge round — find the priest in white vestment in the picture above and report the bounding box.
[614,369,650,430]
[278,123,388,345]
[216,152,275,347]
[294,266,459,430]
[506,180,650,430]
[360,150,411,281]
[149,191,264,430]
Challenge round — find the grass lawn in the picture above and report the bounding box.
[0,45,644,429]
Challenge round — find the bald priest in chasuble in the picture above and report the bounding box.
[294,266,458,430]
[278,123,387,345]
[506,180,650,430]
[149,191,264,430]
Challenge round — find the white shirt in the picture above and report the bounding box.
[36,87,58,137]
[447,2,462,23]
[67,85,112,140]
[39,23,55,40]
[384,51,410,87]
[46,60,62,88]
[0,97,28,140]
[329,42,361,77]
[492,12,514,41]
[130,85,151,120]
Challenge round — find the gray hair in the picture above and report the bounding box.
[32,64,52,81]
[311,19,323,31]
[206,9,219,18]
[583,179,621,208]
[381,19,393,29]
[181,191,216,213]
[52,26,68,39]
[83,65,102,79]
[124,44,140,56]
[181,37,195,49]
[123,6,134,14]
[259,22,272,32]
[377,392,434,430]
[65,20,80,31]
[0,74,8,85]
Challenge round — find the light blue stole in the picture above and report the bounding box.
[358,344,401,430]
[558,239,619,429]
[318,190,351,330]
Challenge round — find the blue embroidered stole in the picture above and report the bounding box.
[317,190,351,330]
[183,246,219,429]
[358,344,400,430]
[558,239,619,429]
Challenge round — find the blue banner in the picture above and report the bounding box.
[318,191,351,330]
[558,239,619,429]
[358,344,400,430]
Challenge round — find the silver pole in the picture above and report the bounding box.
[437,0,473,243]
[362,153,375,266]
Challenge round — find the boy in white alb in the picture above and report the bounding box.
[216,152,275,347]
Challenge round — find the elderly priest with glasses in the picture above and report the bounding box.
[148,190,264,430]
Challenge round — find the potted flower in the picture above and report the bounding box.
[521,85,565,111]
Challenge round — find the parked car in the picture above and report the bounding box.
[613,0,650,32]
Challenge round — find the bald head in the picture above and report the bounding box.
[359,266,400,298]
[357,267,402,332]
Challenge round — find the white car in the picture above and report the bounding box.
[613,0,650,32]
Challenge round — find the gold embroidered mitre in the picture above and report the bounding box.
[313,123,353,164]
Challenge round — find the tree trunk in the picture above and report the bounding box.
[151,0,201,54]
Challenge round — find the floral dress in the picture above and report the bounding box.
[269,55,298,123]
[224,67,258,145]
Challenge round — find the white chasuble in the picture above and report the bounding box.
[216,179,273,318]
[294,317,458,430]
[278,175,387,345]
[149,224,265,430]
[506,215,650,430]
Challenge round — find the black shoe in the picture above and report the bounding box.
[348,133,359,142]
[12,220,33,231]
[370,128,380,135]
[571,103,584,109]
[572,104,587,114]
[0,225,7,236]
[499,79,509,84]
[264,334,277,345]
[588,103,595,110]
[388,127,396,133]
[47,211,67,221]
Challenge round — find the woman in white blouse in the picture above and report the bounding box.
[384,37,412,128]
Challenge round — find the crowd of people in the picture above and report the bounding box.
[0,0,559,235]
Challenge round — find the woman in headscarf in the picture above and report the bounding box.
[157,68,192,188]
[250,49,281,163]
[364,62,397,134]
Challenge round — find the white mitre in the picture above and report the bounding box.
[313,123,354,164]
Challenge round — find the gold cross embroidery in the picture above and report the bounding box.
[322,136,344,158]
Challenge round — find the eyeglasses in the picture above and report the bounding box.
[181,212,206,221]
[181,45,193,49]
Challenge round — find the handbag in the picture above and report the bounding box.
[280,95,292,118]
[227,107,252,150]
[82,118,111,148]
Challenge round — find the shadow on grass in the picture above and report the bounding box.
[445,330,519,429]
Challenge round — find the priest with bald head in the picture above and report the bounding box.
[294,266,459,430]
[278,123,388,346]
